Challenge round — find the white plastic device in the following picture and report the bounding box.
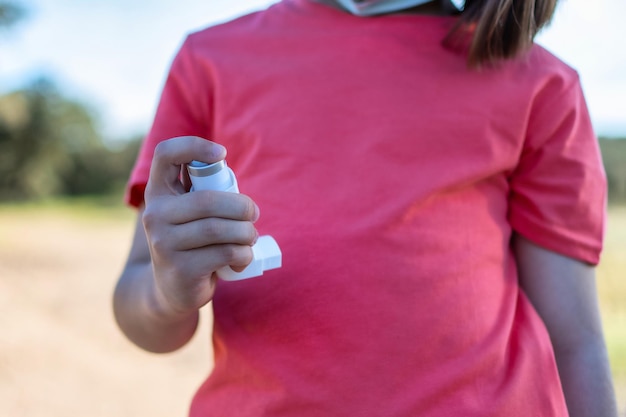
[187,160,282,281]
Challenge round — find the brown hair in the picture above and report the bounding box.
[447,0,559,67]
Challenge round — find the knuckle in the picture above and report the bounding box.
[152,140,171,161]
[150,234,171,256]
[141,204,164,232]
[141,207,156,228]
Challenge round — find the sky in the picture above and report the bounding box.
[0,0,625,139]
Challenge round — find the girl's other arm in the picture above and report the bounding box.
[513,234,619,417]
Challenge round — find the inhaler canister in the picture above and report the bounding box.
[187,160,282,281]
[187,160,239,193]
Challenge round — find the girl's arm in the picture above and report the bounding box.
[113,210,201,353]
[512,234,619,417]
[113,137,258,353]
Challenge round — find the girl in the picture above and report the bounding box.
[113,1,618,416]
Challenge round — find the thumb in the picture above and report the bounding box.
[145,136,226,200]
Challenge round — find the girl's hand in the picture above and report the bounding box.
[142,136,259,319]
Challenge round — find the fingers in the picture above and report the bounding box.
[151,217,258,252]
[168,244,254,274]
[148,191,259,225]
[142,190,259,258]
[145,136,226,199]
[151,243,253,314]
[138,136,260,314]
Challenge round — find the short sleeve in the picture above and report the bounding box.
[508,75,607,265]
[125,34,213,207]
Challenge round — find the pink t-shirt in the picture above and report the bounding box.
[126,1,606,415]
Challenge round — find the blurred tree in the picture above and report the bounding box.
[0,1,25,29]
[0,79,95,199]
[59,134,142,197]
[0,78,140,201]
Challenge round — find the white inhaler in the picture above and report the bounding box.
[187,160,282,281]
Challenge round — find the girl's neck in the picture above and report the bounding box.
[312,0,452,16]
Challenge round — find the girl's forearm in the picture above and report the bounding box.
[113,261,199,353]
[554,338,618,417]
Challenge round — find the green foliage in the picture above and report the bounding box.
[599,138,626,203]
[0,78,140,202]
[59,138,141,197]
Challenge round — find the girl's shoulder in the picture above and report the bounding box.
[510,43,582,94]
[185,1,298,44]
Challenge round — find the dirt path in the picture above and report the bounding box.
[0,205,212,417]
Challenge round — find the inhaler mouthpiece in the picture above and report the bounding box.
[187,160,282,281]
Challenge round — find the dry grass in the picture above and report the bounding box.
[598,206,626,413]
[0,200,624,416]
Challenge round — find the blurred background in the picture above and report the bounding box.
[0,0,624,416]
